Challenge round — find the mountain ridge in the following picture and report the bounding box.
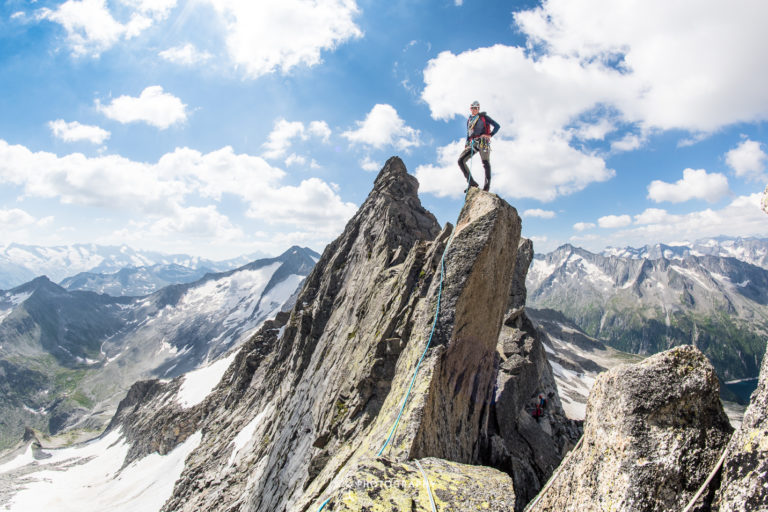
[0,246,316,450]
[528,242,768,388]
[0,242,278,290]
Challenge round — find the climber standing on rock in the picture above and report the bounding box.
[458,100,500,192]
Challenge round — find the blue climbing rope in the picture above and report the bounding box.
[376,139,476,457]
[315,143,476,511]
[377,232,451,456]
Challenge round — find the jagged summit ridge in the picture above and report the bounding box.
[89,158,535,512]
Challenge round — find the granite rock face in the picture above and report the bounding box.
[531,345,733,512]
[298,170,524,510]
[713,340,768,511]
[104,156,546,512]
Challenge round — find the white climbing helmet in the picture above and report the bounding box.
[470,100,480,109]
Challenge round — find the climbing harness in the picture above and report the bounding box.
[415,459,438,512]
[314,154,478,512]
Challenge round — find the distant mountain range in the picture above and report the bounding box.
[602,236,768,269]
[59,264,216,296]
[0,246,318,449]
[0,243,269,290]
[527,238,768,396]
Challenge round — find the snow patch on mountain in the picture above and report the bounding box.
[3,429,202,512]
[177,352,237,409]
[227,404,274,468]
[0,445,34,474]
[669,265,713,292]
[0,291,31,323]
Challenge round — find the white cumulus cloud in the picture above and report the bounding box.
[97,86,188,129]
[514,0,768,133]
[121,0,177,18]
[159,43,212,66]
[342,104,421,151]
[360,156,381,172]
[127,205,243,241]
[598,214,632,229]
[262,118,331,160]
[285,154,307,167]
[725,139,767,181]
[203,0,362,78]
[647,168,730,203]
[524,209,556,219]
[263,119,306,160]
[48,119,110,144]
[308,121,332,142]
[245,177,356,235]
[0,208,37,226]
[36,0,174,57]
[573,222,596,231]
[633,208,678,225]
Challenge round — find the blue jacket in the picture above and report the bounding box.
[466,112,500,141]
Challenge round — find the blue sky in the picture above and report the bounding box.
[1,0,767,260]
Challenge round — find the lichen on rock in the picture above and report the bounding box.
[328,456,516,511]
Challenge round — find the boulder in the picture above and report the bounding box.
[531,345,732,512]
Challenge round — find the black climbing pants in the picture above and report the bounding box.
[458,142,491,191]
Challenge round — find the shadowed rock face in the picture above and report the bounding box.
[531,345,733,512]
[480,237,582,510]
[714,341,768,511]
